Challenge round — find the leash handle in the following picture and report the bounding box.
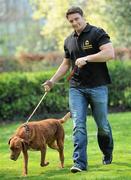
[67,66,78,81]
[26,92,47,123]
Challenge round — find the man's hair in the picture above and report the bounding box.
[66,7,83,18]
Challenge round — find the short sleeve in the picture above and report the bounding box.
[95,28,111,47]
[64,40,70,59]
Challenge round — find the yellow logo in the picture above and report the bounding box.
[83,40,93,50]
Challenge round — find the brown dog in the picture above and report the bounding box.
[8,112,70,176]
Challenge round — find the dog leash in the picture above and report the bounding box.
[26,69,75,123]
[26,65,77,123]
[26,92,48,123]
[67,66,78,81]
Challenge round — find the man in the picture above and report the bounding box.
[43,7,114,173]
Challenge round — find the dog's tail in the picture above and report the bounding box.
[60,112,71,124]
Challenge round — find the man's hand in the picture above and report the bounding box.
[42,80,54,92]
[75,57,88,68]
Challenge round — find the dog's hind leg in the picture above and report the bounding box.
[48,141,59,151]
[40,145,49,167]
[57,139,64,168]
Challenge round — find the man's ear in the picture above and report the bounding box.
[21,139,28,152]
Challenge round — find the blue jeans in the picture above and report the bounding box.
[69,86,113,170]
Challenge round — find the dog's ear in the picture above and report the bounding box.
[8,137,13,145]
[8,138,11,145]
[21,139,28,152]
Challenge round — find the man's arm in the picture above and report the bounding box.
[75,43,115,68]
[87,42,115,62]
[50,58,70,83]
[43,58,70,91]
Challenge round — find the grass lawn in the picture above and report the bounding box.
[0,112,131,180]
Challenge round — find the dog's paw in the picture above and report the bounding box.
[60,164,64,168]
[22,173,27,176]
[41,161,49,167]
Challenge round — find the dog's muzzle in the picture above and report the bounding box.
[10,155,18,161]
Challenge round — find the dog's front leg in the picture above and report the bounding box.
[40,145,49,167]
[22,150,28,176]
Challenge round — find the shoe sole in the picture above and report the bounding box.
[70,167,82,173]
[103,161,112,165]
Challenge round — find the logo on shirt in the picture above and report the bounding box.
[83,40,93,50]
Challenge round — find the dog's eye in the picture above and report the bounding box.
[16,146,19,149]
[10,147,19,150]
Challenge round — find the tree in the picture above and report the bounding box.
[105,0,131,47]
[30,0,89,51]
[0,0,46,56]
[32,0,129,50]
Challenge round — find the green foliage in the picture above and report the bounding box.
[105,0,131,47]
[30,0,131,50]
[0,61,131,121]
[0,57,23,72]
[30,0,89,50]
[30,0,116,50]
[0,55,61,72]
[0,70,69,121]
[0,1,46,56]
[108,61,131,110]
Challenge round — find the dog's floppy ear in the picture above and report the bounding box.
[21,139,28,152]
[8,137,13,145]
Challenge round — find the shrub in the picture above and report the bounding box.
[108,61,131,110]
[0,61,131,121]
[0,56,23,72]
[0,70,69,121]
[114,48,131,60]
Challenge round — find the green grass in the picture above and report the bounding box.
[0,112,131,180]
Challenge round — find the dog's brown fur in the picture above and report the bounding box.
[8,112,70,176]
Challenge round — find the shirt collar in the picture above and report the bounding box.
[72,23,91,37]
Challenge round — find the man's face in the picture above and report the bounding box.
[67,13,86,32]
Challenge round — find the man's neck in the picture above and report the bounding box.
[76,23,87,35]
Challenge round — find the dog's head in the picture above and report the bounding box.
[8,136,28,161]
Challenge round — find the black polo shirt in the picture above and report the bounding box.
[64,23,111,88]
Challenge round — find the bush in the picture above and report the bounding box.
[114,48,131,60]
[108,60,131,111]
[0,61,131,121]
[0,70,69,121]
[0,54,62,72]
[0,56,23,72]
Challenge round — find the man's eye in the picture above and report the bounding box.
[75,18,79,21]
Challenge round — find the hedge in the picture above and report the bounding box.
[108,61,131,111]
[0,70,69,121]
[0,61,131,121]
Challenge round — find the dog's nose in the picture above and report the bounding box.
[10,155,16,161]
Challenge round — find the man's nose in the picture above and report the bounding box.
[72,20,77,26]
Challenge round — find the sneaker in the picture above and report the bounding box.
[70,166,82,173]
[103,154,112,165]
